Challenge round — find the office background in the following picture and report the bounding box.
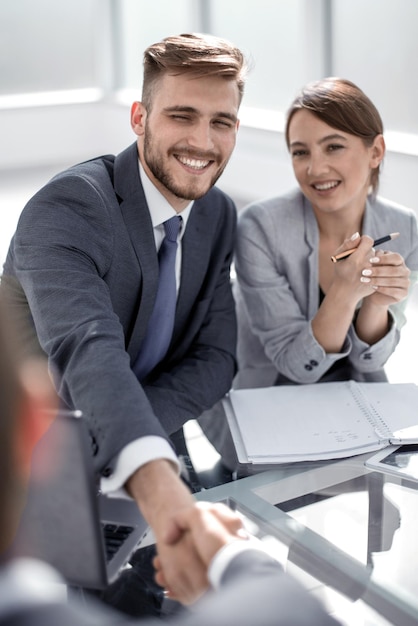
[1,0,418,383]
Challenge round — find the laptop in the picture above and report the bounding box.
[12,409,150,589]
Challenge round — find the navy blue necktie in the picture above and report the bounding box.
[133,215,182,380]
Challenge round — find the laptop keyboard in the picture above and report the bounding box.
[102,523,135,562]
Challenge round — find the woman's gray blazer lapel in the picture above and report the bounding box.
[301,195,321,318]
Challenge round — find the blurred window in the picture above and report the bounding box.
[2,0,418,138]
[332,0,418,134]
[0,0,98,95]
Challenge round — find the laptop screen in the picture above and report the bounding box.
[12,410,148,588]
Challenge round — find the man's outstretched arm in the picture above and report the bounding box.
[126,460,210,604]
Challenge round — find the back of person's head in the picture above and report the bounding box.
[0,301,56,555]
[0,302,23,553]
[285,77,384,194]
[142,32,247,110]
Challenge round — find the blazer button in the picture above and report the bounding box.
[90,435,99,456]
[102,467,112,478]
[309,360,318,367]
[304,364,313,371]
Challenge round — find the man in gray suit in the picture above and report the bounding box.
[0,302,340,626]
[0,33,243,612]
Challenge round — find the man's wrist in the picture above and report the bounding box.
[126,459,194,534]
[100,436,180,498]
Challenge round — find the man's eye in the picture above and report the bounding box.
[291,149,307,158]
[171,115,190,121]
[213,120,233,128]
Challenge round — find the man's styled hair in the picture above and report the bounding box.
[142,32,247,110]
[285,77,384,194]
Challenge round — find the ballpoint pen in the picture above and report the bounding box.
[331,232,400,263]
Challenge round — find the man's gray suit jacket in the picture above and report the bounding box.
[1,143,237,478]
[0,551,341,626]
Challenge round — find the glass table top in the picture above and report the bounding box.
[196,451,418,625]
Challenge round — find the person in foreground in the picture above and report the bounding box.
[199,77,418,472]
[0,303,340,626]
[0,32,244,612]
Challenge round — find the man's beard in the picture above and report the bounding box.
[143,129,227,201]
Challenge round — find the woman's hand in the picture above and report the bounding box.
[331,233,380,304]
[360,249,410,307]
[354,245,410,345]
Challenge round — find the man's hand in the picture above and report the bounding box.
[164,501,248,564]
[126,459,211,604]
[154,502,249,600]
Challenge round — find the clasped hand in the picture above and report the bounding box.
[333,234,410,307]
[153,502,249,605]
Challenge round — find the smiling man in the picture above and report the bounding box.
[134,73,239,207]
[0,33,247,616]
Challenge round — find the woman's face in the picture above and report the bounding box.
[287,109,384,217]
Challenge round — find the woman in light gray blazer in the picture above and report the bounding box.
[235,78,418,389]
[199,78,418,473]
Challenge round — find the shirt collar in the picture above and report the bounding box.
[138,160,193,234]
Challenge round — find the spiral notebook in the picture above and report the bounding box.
[223,381,418,464]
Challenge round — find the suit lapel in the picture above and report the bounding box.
[173,200,213,340]
[113,144,159,359]
[112,145,216,362]
[302,196,321,317]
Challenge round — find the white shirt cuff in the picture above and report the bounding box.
[100,436,180,498]
[208,537,267,589]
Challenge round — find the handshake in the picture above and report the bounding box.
[145,499,340,626]
[152,500,253,604]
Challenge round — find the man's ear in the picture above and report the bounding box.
[130,101,147,137]
[14,359,57,478]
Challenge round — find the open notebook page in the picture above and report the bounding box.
[227,382,418,463]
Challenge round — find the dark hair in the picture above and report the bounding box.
[142,33,247,110]
[0,301,21,551]
[285,77,384,194]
